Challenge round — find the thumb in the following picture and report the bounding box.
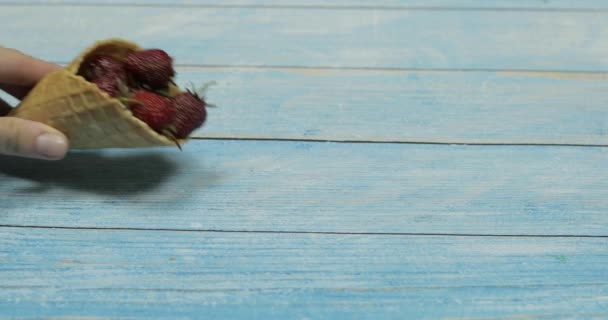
[0,117,69,160]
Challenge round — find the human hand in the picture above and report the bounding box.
[0,47,68,160]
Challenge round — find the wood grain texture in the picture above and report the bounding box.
[2,6,608,71]
[0,227,606,319]
[3,0,608,10]
[1,0,607,318]
[175,68,608,144]
[0,140,606,236]
[8,67,608,145]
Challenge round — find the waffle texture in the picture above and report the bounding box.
[9,39,183,149]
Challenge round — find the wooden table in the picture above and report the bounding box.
[1,1,607,318]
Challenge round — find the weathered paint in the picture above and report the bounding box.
[0,1,606,318]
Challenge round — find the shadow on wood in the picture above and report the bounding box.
[0,151,178,195]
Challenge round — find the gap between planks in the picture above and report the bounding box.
[2,2,608,13]
[1,225,607,238]
[29,63,608,146]
[51,63,608,77]
[188,136,608,148]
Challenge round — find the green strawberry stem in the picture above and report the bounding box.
[197,80,217,97]
[186,80,218,100]
[117,97,142,109]
[162,127,182,151]
[154,88,172,98]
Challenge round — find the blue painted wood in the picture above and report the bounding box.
[2,6,608,71]
[2,1,607,318]
[0,140,606,236]
[173,68,608,144]
[0,227,606,319]
[3,0,608,10]
[7,68,608,145]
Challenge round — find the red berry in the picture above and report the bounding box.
[94,77,121,97]
[124,49,175,89]
[79,55,126,82]
[129,90,175,132]
[172,91,207,139]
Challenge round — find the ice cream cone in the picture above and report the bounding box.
[8,38,183,149]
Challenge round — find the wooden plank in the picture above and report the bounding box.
[5,68,608,145]
[3,1,608,10]
[0,227,606,318]
[2,7,608,71]
[175,68,608,144]
[0,140,606,236]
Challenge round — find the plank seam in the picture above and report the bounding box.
[53,63,608,75]
[1,225,606,238]
[1,2,608,13]
[190,137,608,148]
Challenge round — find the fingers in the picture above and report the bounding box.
[0,48,69,160]
[0,47,60,86]
[0,117,68,160]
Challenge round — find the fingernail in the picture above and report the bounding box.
[35,133,68,159]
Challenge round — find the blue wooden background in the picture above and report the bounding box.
[1,1,607,318]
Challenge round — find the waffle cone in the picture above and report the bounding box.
[9,38,183,149]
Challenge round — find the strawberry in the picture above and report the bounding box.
[124,49,175,89]
[79,55,126,82]
[128,90,175,132]
[172,91,208,139]
[79,54,128,97]
[94,77,121,97]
